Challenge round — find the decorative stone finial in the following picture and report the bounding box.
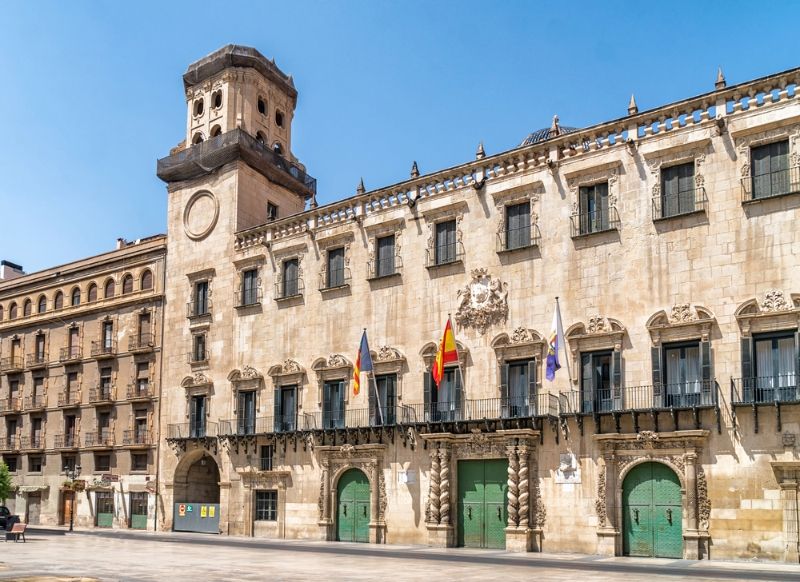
[476,141,485,159]
[550,115,561,136]
[410,161,419,178]
[715,67,726,90]
[628,94,638,115]
[356,177,365,195]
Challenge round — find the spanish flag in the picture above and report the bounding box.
[432,317,458,388]
[353,330,373,396]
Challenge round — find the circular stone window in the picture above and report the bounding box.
[183,190,219,241]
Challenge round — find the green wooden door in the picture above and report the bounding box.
[130,492,148,530]
[623,462,682,558]
[457,459,508,549]
[95,491,114,528]
[337,469,370,543]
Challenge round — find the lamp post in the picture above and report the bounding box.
[64,464,82,532]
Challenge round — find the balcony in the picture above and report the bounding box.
[496,224,541,253]
[236,287,262,309]
[128,332,155,353]
[84,431,114,448]
[26,352,48,370]
[400,394,560,425]
[23,394,47,411]
[741,166,800,203]
[127,382,154,401]
[425,242,465,269]
[123,429,152,447]
[187,351,209,366]
[90,340,117,359]
[89,385,114,404]
[652,187,708,221]
[186,299,212,319]
[19,435,44,450]
[219,414,299,436]
[367,255,403,280]
[54,433,79,449]
[274,278,304,301]
[57,391,81,408]
[558,381,718,414]
[731,376,800,405]
[0,356,23,374]
[570,207,620,238]
[0,436,20,451]
[319,268,351,292]
[0,397,22,414]
[167,422,218,439]
[157,128,317,198]
[59,346,82,364]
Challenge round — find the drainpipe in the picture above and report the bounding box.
[153,254,168,532]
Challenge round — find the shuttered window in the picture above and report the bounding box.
[505,202,531,250]
[661,162,695,217]
[327,248,345,288]
[751,140,789,199]
[435,220,457,265]
[376,235,396,277]
[579,183,609,234]
[282,259,299,297]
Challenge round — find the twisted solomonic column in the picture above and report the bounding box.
[428,449,441,524]
[506,445,520,527]
[518,445,529,528]
[439,446,451,525]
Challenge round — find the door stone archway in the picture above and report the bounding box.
[622,462,682,558]
[174,450,221,504]
[336,468,371,543]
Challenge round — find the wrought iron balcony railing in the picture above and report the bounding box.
[84,431,114,448]
[0,397,22,413]
[652,186,708,220]
[274,277,304,301]
[127,382,153,400]
[54,433,79,449]
[89,385,114,403]
[0,356,23,372]
[19,435,44,450]
[741,166,800,203]
[90,340,117,359]
[570,207,620,237]
[123,429,152,446]
[167,422,218,439]
[236,287,263,308]
[367,255,403,280]
[558,380,718,414]
[26,352,48,369]
[187,299,212,318]
[731,376,800,405]
[59,346,82,363]
[57,391,81,407]
[319,268,351,291]
[496,224,541,252]
[24,394,47,410]
[425,242,465,268]
[128,333,155,352]
[187,351,209,365]
[0,436,20,451]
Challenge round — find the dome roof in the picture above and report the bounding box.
[520,125,578,146]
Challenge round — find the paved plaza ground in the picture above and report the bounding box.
[0,529,797,582]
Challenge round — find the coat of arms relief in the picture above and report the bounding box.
[455,268,509,334]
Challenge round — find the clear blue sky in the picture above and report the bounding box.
[1,1,798,272]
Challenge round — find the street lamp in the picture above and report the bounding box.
[64,464,82,532]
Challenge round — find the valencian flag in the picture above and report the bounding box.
[432,317,459,388]
[546,301,565,381]
[353,330,373,395]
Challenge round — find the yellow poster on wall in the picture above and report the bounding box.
[200,505,207,518]
[209,506,216,518]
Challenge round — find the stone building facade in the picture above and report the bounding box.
[0,236,166,529]
[155,46,800,563]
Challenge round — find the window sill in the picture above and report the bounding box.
[234,302,261,310]
[187,312,212,321]
[320,283,350,294]
[742,189,800,205]
[367,271,401,281]
[274,294,303,303]
[497,242,537,254]
[653,208,705,222]
[425,258,463,270]
[570,226,618,240]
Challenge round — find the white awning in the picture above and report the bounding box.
[17,485,49,493]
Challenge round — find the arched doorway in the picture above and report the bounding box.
[622,462,682,558]
[172,452,221,533]
[336,469,370,543]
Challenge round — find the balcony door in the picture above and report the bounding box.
[579,183,609,234]
[274,385,296,432]
[581,351,617,413]
[190,395,206,438]
[754,333,797,402]
[237,391,256,435]
[501,360,535,418]
[425,368,462,422]
[323,380,345,429]
[663,343,701,407]
[370,374,396,426]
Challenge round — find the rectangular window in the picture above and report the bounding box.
[260,445,274,471]
[504,360,534,417]
[33,377,44,407]
[31,417,42,447]
[102,321,114,350]
[190,395,206,438]
[11,338,20,359]
[322,380,345,429]
[428,368,461,422]
[6,418,17,441]
[192,334,207,363]
[282,259,299,298]
[580,351,613,413]
[578,182,610,234]
[376,235,396,278]
[35,335,46,360]
[131,453,147,472]
[62,454,77,473]
[326,248,345,288]
[64,415,76,446]
[68,328,80,357]
[254,490,278,521]
[373,374,396,425]
[136,362,150,395]
[95,454,111,472]
[275,385,296,432]
[751,140,791,199]
[237,391,256,435]
[9,379,19,399]
[660,162,696,218]
[194,281,209,316]
[663,342,702,407]
[267,202,278,221]
[100,367,112,398]
[753,332,796,402]
[29,455,43,473]
[138,313,151,345]
[4,456,18,473]
[505,202,531,250]
[241,269,259,305]
[434,220,457,265]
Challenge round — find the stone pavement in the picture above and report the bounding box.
[0,529,797,582]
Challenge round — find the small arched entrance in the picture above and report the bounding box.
[622,462,682,558]
[336,469,370,543]
[173,452,221,533]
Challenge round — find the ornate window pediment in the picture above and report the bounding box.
[312,355,353,404]
[181,372,212,390]
[491,327,545,363]
[732,119,800,178]
[267,359,305,387]
[371,346,406,375]
[420,341,468,371]
[227,366,263,391]
[646,304,715,345]
[644,139,710,198]
[735,290,800,335]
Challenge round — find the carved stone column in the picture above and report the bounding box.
[427,449,441,525]
[505,443,536,553]
[368,461,383,543]
[780,481,799,563]
[596,451,619,556]
[518,445,530,528]
[426,443,453,548]
[683,452,701,559]
[439,446,451,526]
[318,459,332,540]
[506,444,520,527]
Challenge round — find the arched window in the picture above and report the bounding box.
[104,279,115,299]
[88,283,98,302]
[0,305,4,321]
[210,125,222,138]
[212,90,222,109]
[257,96,266,115]
[9,302,18,319]
[23,300,32,317]
[122,275,134,295]
[256,131,266,145]
[37,295,47,313]
[193,98,204,116]
[54,291,64,310]
[273,142,284,156]
[275,110,284,127]
[71,287,81,306]
[140,270,153,291]
[192,132,204,145]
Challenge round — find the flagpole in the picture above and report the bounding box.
[555,297,573,385]
[364,328,384,425]
[450,314,466,416]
